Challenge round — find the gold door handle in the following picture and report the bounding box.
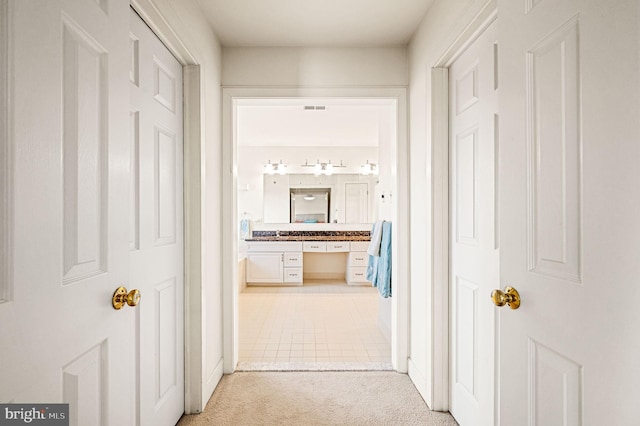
[112,287,141,310]
[491,286,520,309]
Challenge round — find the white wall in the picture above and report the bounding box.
[223,48,407,372]
[138,0,224,412]
[407,0,491,410]
[223,47,408,87]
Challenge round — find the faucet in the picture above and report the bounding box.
[276,230,280,238]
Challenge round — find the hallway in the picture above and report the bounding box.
[177,371,458,425]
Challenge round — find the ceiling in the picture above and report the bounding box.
[237,99,392,147]
[193,0,435,47]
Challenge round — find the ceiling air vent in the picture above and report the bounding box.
[314,106,326,110]
[304,106,315,110]
[303,105,327,111]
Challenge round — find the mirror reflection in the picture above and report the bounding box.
[262,173,377,224]
[290,188,331,223]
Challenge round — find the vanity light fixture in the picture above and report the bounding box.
[264,160,287,175]
[360,160,378,176]
[303,194,316,201]
[301,159,346,176]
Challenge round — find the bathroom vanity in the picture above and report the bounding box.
[244,231,371,285]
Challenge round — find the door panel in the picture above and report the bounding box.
[345,182,368,223]
[129,9,184,426]
[528,17,581,283]
[499,0,640,424]
[449,19,498,426]
[62,17,109,283]
[0,0,132,424]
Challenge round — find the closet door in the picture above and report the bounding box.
[1,1,134,424]
[129,8,184,426]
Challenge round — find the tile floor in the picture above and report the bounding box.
[238,280,391,368]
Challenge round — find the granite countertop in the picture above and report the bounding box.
[245,235,371,242]
[245,230,370,242]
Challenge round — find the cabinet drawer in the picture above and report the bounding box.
[303,242,327,252]
[326,242,349,252]
[348,267,369,283]
[349,252,369,267]
[283,268,303,282]
[350,241,370,252]
[284,252,302,267]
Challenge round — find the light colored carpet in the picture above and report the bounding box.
[177,372,459,426]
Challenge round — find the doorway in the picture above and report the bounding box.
[235,98,390,370]
[222,89,409,374]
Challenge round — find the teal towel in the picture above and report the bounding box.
[376,222,392,298]
[366,223,378,283]
[367,221,392,298]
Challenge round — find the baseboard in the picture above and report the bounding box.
[408,358,433,409]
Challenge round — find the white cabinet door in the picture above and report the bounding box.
[499,0,640,424]
[129,9,184,426]
[449,20,498,426]
[0,1,133,424]
[246,253,284,283]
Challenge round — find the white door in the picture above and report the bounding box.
[129,9,184,426]
[344,183,368,223]
[499,0,640,424]
[449,20,498,426]
[0,1,134,425]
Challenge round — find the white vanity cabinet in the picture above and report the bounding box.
[246,241,303,285]
[347,241,371,285]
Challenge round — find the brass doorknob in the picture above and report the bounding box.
[491,286,520,309]
[112,286,141,310]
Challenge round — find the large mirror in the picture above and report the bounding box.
[263,173,377,224]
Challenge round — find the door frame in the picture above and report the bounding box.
[129,0,205,414]
[222,87,409,374]
[429,0,497,412]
